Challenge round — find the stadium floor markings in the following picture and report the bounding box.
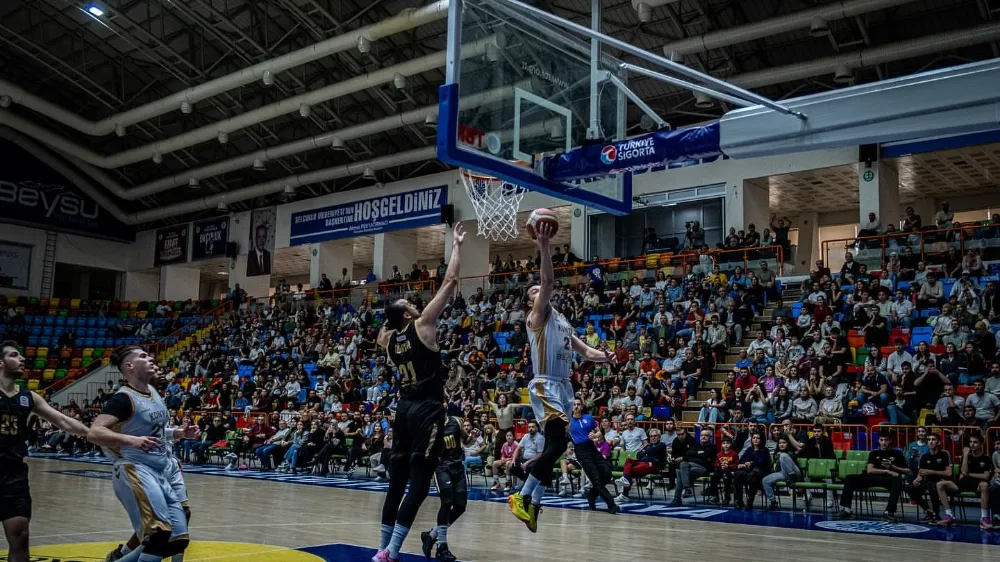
[9,457,1000,560]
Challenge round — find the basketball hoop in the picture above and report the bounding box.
[459,168,527,242]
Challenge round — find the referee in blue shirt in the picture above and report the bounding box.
[569,399,619,514]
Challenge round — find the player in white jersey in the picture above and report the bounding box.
[508,222,616,532]
[88,347,196,562]
[105,366,197,562]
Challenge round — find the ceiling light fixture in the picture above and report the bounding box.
[180,101,193,114]
[694,91,714,109]
[330,137,345,151]
[216,202,228,212]
[218,131,228,144]
[252,158,265,171]
[86,5,105,17]
[188,177,200,188]
[152,152,163,164]
[362,166,376,181]
[358,36,371,54]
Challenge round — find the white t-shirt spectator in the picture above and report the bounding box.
[285,380,301,398]
[518,432,545,461]
[966,392,1000,421]
[747,338,773,357]
[934,395,964,420]
[620,426,648,453]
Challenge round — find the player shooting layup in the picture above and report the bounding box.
[372,223,465,562]
[1,340,90,562]
[508,223,616,532]
[88,346,197,562]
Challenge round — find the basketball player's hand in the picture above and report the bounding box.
[453,222,467,245]
[535,222,552,247]
[179,426,200,440]
[129,435,161,452]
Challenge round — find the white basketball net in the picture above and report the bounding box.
[459,168,527,242]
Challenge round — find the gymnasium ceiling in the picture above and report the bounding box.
[752,140,1000,215]
[0,0,998,231]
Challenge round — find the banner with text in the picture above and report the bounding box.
[0,140,134,241]
[0,241,32,290]
[154,225,189,266]
[191,217,229,261]
[289,186,447,245]
[544,123,721,182]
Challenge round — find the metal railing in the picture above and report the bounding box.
[821,222,1000,275]
[456,245,784,297]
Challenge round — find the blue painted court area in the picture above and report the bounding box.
[299,543,431,562]
[38,454,1000,547]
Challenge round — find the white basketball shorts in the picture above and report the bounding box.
[527,376,574,426]
[112,462,189,541]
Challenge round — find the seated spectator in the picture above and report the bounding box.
[670,428,716,506]
[835,433,909,522]
[965,379,1000,429]
[907,432,951,523]
[708,436,739,505]
[461,420,486,471]
[761,435,801,510]
[732,432,770,510]
[615,427,668,502]
[936,433,993,529]
[491,430,519,492]
[814,385,844,425]
[790,387,818,423]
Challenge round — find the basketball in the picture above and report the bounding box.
[526,208,559,239]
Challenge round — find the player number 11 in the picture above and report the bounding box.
[398,361,418,386]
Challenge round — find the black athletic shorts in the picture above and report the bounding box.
[434,462,468,500]
[0,465,32,522]
[391,398,445,463]
[957,477,986,492]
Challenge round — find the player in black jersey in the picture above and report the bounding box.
[373,223,466,562]
[906,433,951,523]
[420,414,469,562]
[1,340,89,562]
[936,433,994,529]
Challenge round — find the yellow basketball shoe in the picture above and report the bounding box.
[508,493,532,525]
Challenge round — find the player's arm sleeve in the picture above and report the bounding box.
[102,393,134,421]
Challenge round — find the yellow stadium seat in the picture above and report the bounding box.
[43,369,55,380]
[70,298,81,310]
[27,379,40,390]
[36,347,49,359]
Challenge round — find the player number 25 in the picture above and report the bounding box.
[398,361,418,386]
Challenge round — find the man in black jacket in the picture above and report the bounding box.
[613,428,668,502]
[671,428,716,506]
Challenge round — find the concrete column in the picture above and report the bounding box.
[569,204,588,260]
[310,241,353,288]
[121,271,159,301]
[789,212,820,275]
[159,266,201,301]
[374,231,417,282]
[445,220,491,297]
[858,160,900,230]
[725,178,770,234]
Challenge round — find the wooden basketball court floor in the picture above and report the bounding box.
[4,457,999,562]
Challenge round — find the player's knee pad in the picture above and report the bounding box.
[142,531,174,557]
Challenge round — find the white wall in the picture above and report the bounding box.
[55,234,132,271]
[123,271,159,302]
[0,223,47,298]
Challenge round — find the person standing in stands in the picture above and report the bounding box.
[835,433,909,522]
[372,223,467,562]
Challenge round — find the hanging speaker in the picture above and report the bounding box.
[226,242,239,258]
[441,204,455,226]
[859,144,878,166]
